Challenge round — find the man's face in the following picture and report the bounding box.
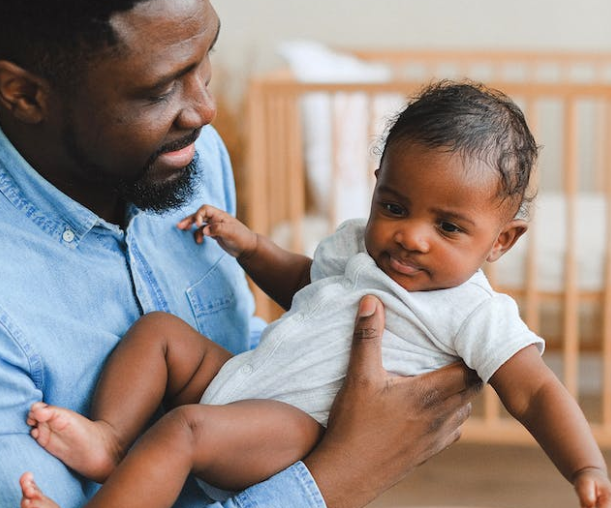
[54,0,219,211]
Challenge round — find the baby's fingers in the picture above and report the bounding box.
[592,480,611,508]
[178,204,223,230]
[574,472,611,508]
[575,478,596,508]
[193,225,210,244]
[177,214,197,230]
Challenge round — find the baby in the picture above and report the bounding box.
[21,81,611,508]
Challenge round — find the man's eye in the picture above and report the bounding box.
[440,222,460,233]
[148,83,176,103]
[383,203,405,216]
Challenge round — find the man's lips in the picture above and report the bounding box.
[389,255,425,276]
[156,142,196,169]
[152,129,201,173]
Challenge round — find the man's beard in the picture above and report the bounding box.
[62,117,200,214]
[117,153,199,213]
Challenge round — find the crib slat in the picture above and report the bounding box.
[595,99,608,190]
[522,98,542,334]
[329,93,341,232]
[245,82,269,319]
[286,94,306,254]
[562,98,580,398]
[265,95,280,233]
[604,255,611,427]
[603,100,611,427]
[367,94,378,194]
[245,81,268,234]
[483,384,501,424]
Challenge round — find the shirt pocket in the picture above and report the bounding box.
[186,253,248,354]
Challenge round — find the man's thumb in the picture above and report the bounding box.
[347,295,385,379]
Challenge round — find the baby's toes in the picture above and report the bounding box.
[20,472,41,500]
[31,422,51,447]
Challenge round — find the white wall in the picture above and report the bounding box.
[211,0,611,100]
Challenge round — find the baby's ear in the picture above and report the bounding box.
[486,219,528,263]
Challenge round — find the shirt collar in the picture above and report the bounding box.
[0,125,124,247]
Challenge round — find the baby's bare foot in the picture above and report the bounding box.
[20,472,60,508]
[27,402,123,483]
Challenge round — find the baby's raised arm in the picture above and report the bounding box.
[178,205,312,310]
[490,345,611,508]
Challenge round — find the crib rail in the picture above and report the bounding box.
[244,50,611,447]
[352,49,611,82]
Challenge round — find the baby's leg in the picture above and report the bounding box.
[20,473,60,508]
[78,400,323,508]
[27,312,232,483]
[189,400,324,491]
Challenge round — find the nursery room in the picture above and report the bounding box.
[211,1,611,507]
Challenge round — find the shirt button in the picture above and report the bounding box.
[62,229,75,243]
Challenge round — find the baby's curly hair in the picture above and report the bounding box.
[381,80,539,218]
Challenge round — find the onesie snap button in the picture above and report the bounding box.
[240,364,254,375]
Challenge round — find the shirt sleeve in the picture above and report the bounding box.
[224,462,326,508]
[0,435,95,508]
[0,314,94,508]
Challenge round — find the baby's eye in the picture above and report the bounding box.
[382,203,406,216]
[440,221,461,233]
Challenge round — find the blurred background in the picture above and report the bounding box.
[208,0,611,218]
[211,0,611,102]
[207,2,611,507]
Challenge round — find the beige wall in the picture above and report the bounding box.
[211,0,611,100]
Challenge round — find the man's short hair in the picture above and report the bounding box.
[0,0,148,85]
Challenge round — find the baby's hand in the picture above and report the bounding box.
[177,204,257,259]
[573,467,611,508]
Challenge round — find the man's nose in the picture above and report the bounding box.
[176,72,217,130]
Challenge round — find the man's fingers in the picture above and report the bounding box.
[415,362,482,406]
[346,295,386,381]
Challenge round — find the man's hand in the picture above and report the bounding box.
[304,295,482,508]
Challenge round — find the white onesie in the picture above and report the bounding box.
[201,219,544,426]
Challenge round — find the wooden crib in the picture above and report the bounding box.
[242,49,611,447]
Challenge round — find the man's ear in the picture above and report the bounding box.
[0,60,49,124]
[486,219,528,262]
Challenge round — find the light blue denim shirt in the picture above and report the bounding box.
[0,124,326,508]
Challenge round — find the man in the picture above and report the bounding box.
[0,1,479,507]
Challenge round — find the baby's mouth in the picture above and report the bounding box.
[388,255,425,276]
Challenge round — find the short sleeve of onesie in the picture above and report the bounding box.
[452,292,545,383]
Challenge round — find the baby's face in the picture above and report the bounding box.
[364,143,522,292]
